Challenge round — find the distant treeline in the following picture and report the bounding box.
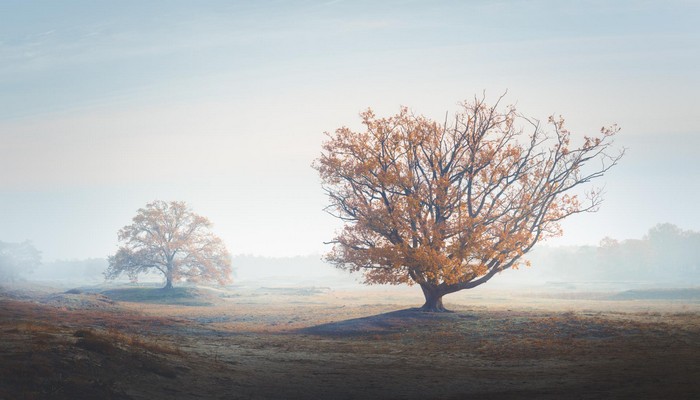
[0,240,41,282]
[524,223,700,283]
[32,258,108,282]
[230,254,352,284]
[3,223,699,285]
[24,254,352,285]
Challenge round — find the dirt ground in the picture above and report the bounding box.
[1,284,699,399]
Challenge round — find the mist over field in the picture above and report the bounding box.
[4,222,698,299]
[2,1,699,399]
[3,219,700,399]
[2,225,699,399]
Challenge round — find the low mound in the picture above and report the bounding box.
[101,287,217,306]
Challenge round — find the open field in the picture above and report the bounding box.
[1,284,699,399]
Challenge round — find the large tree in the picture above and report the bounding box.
[315,95,623,311]
[106,200,232,289]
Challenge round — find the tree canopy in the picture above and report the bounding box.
[315,95,623,311]
[106,200,232,289]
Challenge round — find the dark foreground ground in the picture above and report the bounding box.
[1,285,699,399]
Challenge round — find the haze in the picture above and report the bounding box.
[1,1,699,262]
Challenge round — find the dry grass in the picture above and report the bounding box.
[0,297,188,399]
[73,328,181,356]
[0,287,699,399]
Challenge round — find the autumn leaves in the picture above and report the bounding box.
[106,96,622,307]
[106,200,232,289]
[314,96,623,310]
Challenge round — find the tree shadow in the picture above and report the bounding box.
[298,308,476,337]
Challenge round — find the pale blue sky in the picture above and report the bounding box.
[1,1,699,261]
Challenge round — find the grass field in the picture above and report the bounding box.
[1,284,698,399]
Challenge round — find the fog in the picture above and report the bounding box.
[495,223,700,292]
[3,223,697,297]
[1,3,698,398]
[1,1,699,263]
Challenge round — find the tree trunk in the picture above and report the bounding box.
[163,268,174,290]
[419,283,449,312]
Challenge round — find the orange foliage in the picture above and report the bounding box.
[106,200,232,288]
[314,95,623,302]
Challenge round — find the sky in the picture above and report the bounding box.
[1,0,699,262]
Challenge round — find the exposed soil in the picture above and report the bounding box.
[1,286,699,399]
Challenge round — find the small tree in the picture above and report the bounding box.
[315,95,623,311]
[106,200,232,289]
[0,241,41,282]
